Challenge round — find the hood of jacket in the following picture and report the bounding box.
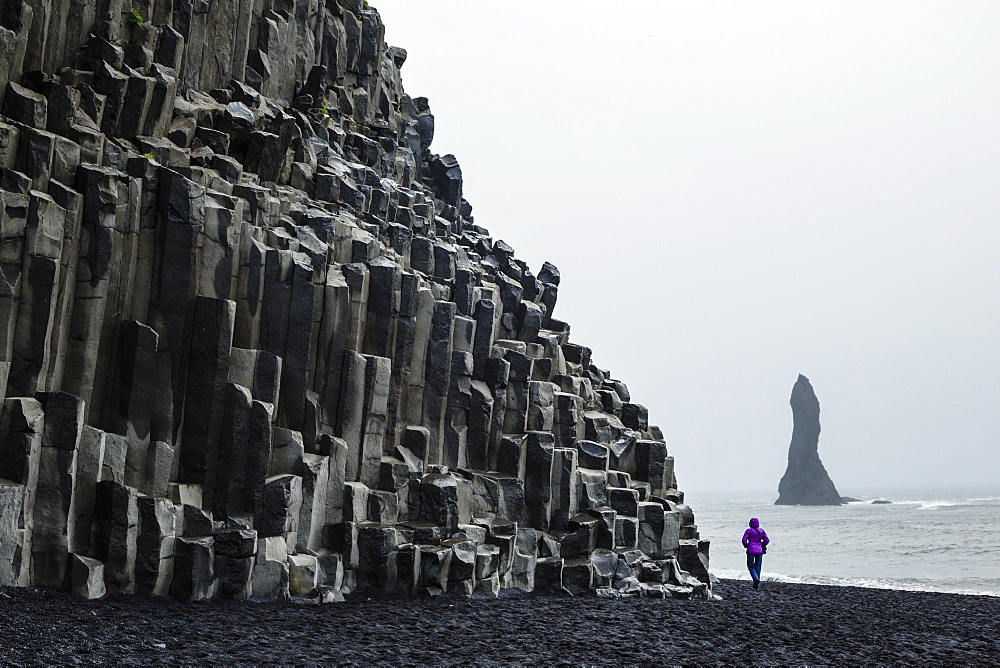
[749,518,759,529]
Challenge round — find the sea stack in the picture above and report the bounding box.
[775,375,843,505]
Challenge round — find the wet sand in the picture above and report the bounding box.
[1,579,998,664]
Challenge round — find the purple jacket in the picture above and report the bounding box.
[742,518,769,555]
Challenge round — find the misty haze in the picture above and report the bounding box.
[375,0,1000,495]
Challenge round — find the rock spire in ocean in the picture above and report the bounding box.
[775,375,843,505]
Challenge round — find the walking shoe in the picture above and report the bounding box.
[751,579,758,589]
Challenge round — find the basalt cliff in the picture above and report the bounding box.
[0,0,710,601]
[775,374,843,506]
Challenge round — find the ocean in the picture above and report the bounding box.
[689,487,1000,597]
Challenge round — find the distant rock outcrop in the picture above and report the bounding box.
[775,375,843,505]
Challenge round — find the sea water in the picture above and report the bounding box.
[689,487,1000,597]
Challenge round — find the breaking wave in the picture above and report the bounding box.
[913,501,959,510]
[711,568,1000,598]
[829,498,1000,511]
[882,496,1000,510]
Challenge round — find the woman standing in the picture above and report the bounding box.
[742,517,770,590]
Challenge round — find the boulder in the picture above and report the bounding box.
[65,554,106,599]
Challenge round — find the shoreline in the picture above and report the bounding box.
[713,570,1000,599]
[2,578,999,664]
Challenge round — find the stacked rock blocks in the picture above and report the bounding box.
[0,0,711,602]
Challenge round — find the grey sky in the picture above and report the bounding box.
[374,1,1000,493]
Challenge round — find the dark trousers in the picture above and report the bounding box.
[747,553,763,581]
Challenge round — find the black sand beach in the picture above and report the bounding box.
[1,579,997,665]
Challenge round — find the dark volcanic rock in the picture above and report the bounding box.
[775,374,843,506]
[0,0,706,604]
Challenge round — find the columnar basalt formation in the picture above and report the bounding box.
[0,0,710,601]
[775,374,843,506]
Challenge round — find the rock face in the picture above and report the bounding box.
[0,2,709,600]
[775,375,843,506]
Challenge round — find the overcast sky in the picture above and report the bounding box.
[374,1,1000,495]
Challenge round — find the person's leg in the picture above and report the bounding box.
[747,553,760,587]
[749,554,762,583]
[754,555,763,585]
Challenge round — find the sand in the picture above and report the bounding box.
[1,579,998,664]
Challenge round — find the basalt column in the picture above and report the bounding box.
[0,0,711,602]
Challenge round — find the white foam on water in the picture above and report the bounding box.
[891,499,960,510]
[889,494,1000,509]
[916,501,959,510]
[711,568,1000,597]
